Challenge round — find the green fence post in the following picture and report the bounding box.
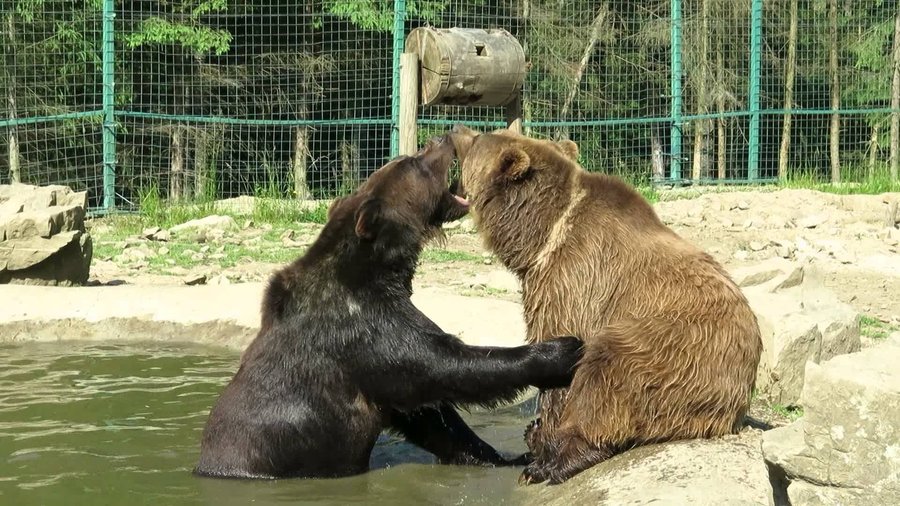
[389,0,407,159]
[669,0,683,182]
[101,0,116,211]
[747,0,763,181]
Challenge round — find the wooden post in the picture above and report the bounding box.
[399,52,418,156]
[505,94,523,135]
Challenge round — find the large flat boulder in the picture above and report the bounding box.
[737,259,861,405]
[516,430,773,506]
[762,337,900,505]
[0,184,92,286]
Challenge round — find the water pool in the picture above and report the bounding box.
[0,341,535,506]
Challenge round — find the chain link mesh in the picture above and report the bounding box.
[1,0,897,212]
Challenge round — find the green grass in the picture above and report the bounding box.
[771,404,804,422]
[93,239,304,274]
[860,315,898,340]
[420,248,482,263]
[779,167,900,196]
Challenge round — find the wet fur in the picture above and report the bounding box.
[194,136,584,480]
[449,126,763,485]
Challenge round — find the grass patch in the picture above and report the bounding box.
[780,168,900,196]
[93,239,304,274]
[635,185,660,203]
[771,404,804,422]
[860,315,898,340]
[421,248,482,263]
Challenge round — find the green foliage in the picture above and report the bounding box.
[420,248,481,263]
[781,166,900,195]
[771,404,804,422]
[860,315,898,340]
[322,0,467,32]
[125,17,231,55]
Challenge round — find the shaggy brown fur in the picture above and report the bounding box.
[447,124,763,485]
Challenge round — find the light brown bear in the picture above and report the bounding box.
[447,124,763,485]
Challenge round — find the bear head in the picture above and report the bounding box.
[326,134,470,248]
[446,124,585,273]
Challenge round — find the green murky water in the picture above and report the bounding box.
[0,341,535,506]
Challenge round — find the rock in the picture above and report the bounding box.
[469,270,520,293]
[460,217,477,234]
[743,261,861,405]
[142,227,162,239]
[518,430,773,506]
[209,274,231,286]
[280,229,295,241]
[154,229,171,242]
[731,258,792,288]
[749,241,767,252]
[282,237,304,248]
[482,252,493,265]
[772,266,804,291]
[0,184,92,286]
[158,247,170,256]
[733,250,750,261]
[1,204,85,240]
[774,242,794,259]
[762,340,900,505]
[169,215,237,243]
[796,214,826,229]
[190,253,204,262]
[183,274,207,286]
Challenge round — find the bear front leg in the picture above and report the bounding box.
[389,404,530,467]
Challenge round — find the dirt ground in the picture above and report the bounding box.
[87,187,900,324]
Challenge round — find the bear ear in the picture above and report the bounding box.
[354,198,382,240]
[556,140,579,161]
[496,147,531,181]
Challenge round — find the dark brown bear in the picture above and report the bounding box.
[193,135,584,480]
[448,125,763,485]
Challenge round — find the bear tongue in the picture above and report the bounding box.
[454,194,470,208]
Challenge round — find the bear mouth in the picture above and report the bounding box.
[439,179,470,223]
[448,178,469,209]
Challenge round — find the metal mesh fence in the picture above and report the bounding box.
[1,0,898,212]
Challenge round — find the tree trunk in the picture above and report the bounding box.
[691,0,710,181]
[828,0,840,183]
[778,0,798,181]
[715,16,727,179]
[194,128,208,200]
[5,14,20,183]
[292,126,311,200]
[891,2,900,183]
[651,123,665,180]
[340,136,360,194]
[195,124,224,201]
[170,129,184,201]
[868,123,879,179]
[521,0,534,138]
[557,3,609,140]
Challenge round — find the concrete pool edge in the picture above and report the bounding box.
[0,283,529,350]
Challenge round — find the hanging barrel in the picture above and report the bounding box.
[405,27,527,107]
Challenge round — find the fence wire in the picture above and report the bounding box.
[1,0,898,212]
